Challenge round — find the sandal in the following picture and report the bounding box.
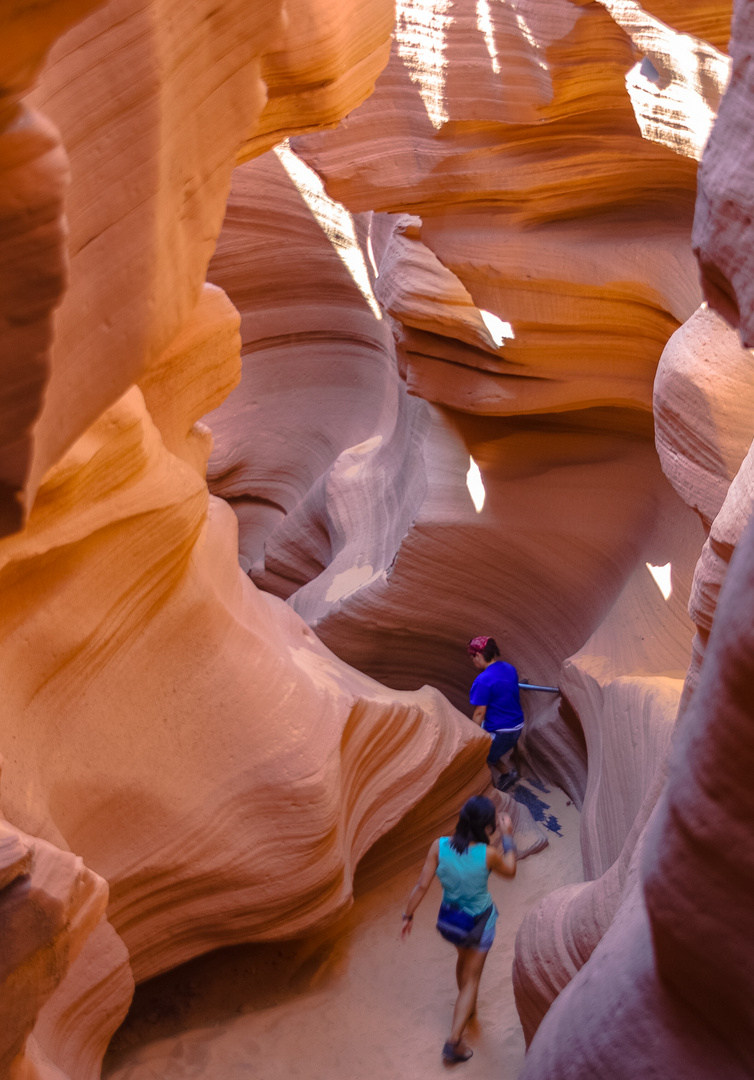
[442,1040,473,1063]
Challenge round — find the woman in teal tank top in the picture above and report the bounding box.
[400,796,517,1063]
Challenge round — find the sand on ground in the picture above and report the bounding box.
[105,783,582,1080]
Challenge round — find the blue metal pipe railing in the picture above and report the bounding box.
[518,682,560,693]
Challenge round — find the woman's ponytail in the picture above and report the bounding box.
[450,795,496,854]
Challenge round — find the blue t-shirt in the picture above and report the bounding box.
[470,661,524,732]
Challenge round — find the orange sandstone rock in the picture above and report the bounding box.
[630,0,733,51]
[243,0,395,158]
[0,812,127,1080]
[0,1,502,1078]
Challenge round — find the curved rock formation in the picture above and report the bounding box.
[694,0,754,336]
[243,0,396,158]
[635,0,732,51]
[0,2,502,1079]
[518,514,754,1080]
[203,17,721,1064]
[655,302,754,709]
[0,0,101,538]
[4,0,750,1077]
[515,1,754,1073]
[0,809,129,1080]
[207,0,705,723]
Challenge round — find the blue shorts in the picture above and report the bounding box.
[477,918,496,952]
[486,727,522,764]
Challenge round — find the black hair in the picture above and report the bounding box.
[480,638,501,663]
[450,795,496,854]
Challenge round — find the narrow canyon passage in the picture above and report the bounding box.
[4,2,754,1079]
[105,786,581,1080]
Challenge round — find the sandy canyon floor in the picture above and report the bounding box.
[105,783,581,1080]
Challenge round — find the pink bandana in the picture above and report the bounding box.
[467,636,490,655]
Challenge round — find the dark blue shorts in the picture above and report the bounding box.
[486,727,522,764]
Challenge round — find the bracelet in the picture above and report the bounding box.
[402,912,413,921]
[502,834,516,854]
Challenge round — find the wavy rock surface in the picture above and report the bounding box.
[655,304,754,529]
[0,2,502,1079]
[633,0,733,51]
[513,483,702,1038]
[694,0,754,337]
[519,513,754,1080]
[293,0,703,421]
[210,0,705,720]
[0,811,126,1080]
[205,149,426,576]
[0,0,102,538]
[655,303,754,709]
[243,0,395,158]
[517,1,754,1073]
[205,17,710,1038]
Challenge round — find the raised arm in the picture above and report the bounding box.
[487,812,517,878]
[401,838,440,938]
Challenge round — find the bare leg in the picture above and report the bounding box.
[455,949,478,1018]
[498,748,514,771]
[449,948,489,1046]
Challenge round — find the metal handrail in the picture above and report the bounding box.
[518,682,559,693]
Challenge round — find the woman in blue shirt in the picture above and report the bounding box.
[400,796,517,1063]
[468,635,524,790]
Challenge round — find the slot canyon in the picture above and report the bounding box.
[1,0,753,1077]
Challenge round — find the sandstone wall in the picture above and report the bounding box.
[4,0,751,1076]
[516,1,754,1075]
[201,1,753,1071]
[0,3,495,1079]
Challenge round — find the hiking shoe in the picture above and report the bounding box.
[496,769,519,792]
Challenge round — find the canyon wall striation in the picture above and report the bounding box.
[204,0,754,1072]
[515,2,754,1076]
[0,2,492,1078]
[3,0,753,1077]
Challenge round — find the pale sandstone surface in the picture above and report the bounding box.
[655,304,754,529]
[655,303,754,709]
[694,0,754,338]
[104,788,581,1080]
[519,515,754,1080]
[204,151,425,575]
[514,0,754,1070]
[681,437,754,710]
[512,482,702,1037]
[33,922,134,1080]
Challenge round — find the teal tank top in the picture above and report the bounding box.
[436,837,497,929]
